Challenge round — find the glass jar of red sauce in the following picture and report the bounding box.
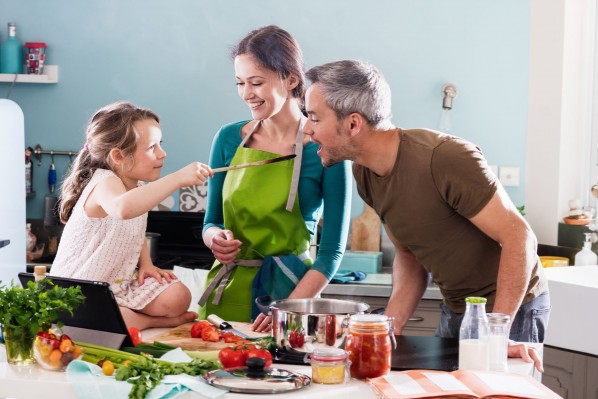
[344,314,394,379]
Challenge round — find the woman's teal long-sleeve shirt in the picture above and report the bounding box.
[203,121,352,280]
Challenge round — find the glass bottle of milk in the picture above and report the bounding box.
[459,296,490,371]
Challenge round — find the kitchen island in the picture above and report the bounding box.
[0,334,540,399]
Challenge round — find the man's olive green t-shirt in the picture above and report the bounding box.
[353,128,546,313]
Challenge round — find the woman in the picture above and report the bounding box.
[199,25,352,331]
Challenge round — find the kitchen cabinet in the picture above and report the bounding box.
[0,65,58,83]
[321,290,442,336]
[542,345,598,399]
[586,355,598,398]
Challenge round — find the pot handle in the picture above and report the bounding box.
[368,307,386,314]
[255,295,274,315]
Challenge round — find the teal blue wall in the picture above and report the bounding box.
[1,0,530,219]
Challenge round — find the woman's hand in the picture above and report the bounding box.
[137,263,176,286]
[252,313,272,333]
[209,229,242,264]
[176,162,213,188]
[508,341,544,373]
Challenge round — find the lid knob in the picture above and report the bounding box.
[245,356,266,379]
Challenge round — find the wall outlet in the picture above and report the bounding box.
[499,166,520,187]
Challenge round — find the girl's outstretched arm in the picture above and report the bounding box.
[92,162,212,219]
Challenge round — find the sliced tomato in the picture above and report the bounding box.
[190,320,211,339]
[201,326,221,342]
[218,347,246,368]
[127,326,143,346]
[246,348,273,368]
[222,332,244,343]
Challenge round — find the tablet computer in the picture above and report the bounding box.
[18,272,134,349]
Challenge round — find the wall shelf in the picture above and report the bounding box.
[0,65,58,84]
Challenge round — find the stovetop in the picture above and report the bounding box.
[146,211,215,270]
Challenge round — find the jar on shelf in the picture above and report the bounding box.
[26,223,37,252]
[344,314,394,379]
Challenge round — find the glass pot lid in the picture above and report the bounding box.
[203,357,311,394]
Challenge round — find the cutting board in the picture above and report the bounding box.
[150,321,269,351]
[350,203,381,251]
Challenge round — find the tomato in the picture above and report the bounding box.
[102,360,115,376]
[289,330,305,348]
[128,326,143,346]
[60,334,72,343]
[201,326,221,342]
[246,348,273,368]
[222,332,244,343]
[218,347,246,368]
[325,315,336,346]
[190,320,211,338]
[59,339,74,353]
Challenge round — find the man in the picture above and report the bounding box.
[304,60,549,371]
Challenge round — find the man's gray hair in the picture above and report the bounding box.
[306,60,392,129]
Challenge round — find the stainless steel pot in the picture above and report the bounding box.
[145,232,160,262]
[270,298,369,354]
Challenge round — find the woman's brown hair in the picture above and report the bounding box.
[59,101,159,223]
[231,25,306,101]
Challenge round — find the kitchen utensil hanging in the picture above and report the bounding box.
[43,153,59,227]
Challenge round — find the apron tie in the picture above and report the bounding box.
[198,258,262,306]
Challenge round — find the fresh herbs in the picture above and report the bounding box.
[79,341,221,399]
[0,279,85,337]
[115,353,220,399]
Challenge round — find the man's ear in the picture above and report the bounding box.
[347,112,364,137]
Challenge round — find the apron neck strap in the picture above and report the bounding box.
[239,120,261,147]
[286,119,305,211]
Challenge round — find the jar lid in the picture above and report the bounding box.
[34,265,47,275]
[349,313,389,323]
[24,42,47,48]
[310,347,347,362]
[465,296,487,304]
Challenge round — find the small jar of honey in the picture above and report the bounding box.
[345,314,394,379]
[310,347,348,384]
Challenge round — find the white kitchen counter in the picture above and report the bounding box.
[543,265,598,356]
[0,337,540,399]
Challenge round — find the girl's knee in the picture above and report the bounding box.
[166,282,192,310]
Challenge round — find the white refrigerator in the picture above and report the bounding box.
[0,99,26,285]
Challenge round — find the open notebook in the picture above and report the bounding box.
[369,369,560,399]
[18,272,133,349]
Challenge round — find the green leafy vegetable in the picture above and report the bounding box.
[115,353,221,399]
[0,279,85,338]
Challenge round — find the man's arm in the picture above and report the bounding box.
[383,225,429,335]
[468,185,537,323]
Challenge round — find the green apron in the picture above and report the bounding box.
[198,120,311,322]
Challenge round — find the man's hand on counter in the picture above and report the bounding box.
[508,341,544,373]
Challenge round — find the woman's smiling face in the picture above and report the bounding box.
[234,54,292,120]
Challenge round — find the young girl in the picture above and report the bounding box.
[50,101,212,330]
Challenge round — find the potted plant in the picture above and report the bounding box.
[0,278,85,366]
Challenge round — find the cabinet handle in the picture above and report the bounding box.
[408,316,424,322]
